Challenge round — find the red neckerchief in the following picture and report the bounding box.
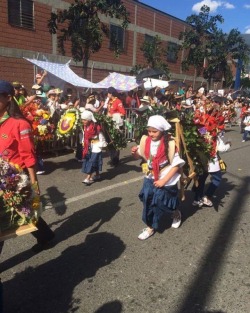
[82,122,101,158]
[144,136,167,181]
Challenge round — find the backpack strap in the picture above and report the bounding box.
[139,135,148,161]
[168,138,176,165]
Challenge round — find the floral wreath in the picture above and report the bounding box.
[56,108,81,139]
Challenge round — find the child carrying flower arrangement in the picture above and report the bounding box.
[131,115,185,240]
[80,111,107,185]
[0,80,54,253]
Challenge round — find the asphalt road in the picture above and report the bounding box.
[1,125,250,313]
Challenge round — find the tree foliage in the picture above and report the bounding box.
[130,35,170,77]
[48,0,130,75]
[179,5,250,87]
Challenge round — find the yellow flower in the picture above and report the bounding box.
[37,125,48,135]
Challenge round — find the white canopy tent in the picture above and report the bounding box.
[96,72,140,91]
[24,58,98,89]
[25,58,143,91]
[143,78,169,90]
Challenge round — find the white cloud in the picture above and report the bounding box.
[245,26,250,34]
[224,3,234,9]
[192,1,235,13]
[244,4,250,9]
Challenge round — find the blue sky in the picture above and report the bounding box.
[139,0,250,34]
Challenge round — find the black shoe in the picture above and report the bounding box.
[31,233,55,253]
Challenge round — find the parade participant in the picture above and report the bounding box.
[107,87,126,117]
[240,102,250,134]
[192,103,231,207]
[192,135,231,207]
[0,80,55,253]
[242,108,250,142]
[131,115,185,240]
[106,87,125,166]
[81,110,107,185]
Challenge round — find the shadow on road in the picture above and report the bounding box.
[1,197,122,274]
[94,300,123,313]
[174,176,250,313]
[3,232,126,313]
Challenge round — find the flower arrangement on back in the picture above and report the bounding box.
[0,157,40,232]
[20,102,55,141]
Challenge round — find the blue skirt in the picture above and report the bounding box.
[139,178,179,230]
[81,152,103,174]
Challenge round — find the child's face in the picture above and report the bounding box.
[82,119,91,127]
[147,127,163,141]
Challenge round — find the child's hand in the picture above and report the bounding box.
[154,179,165,188]
[131,146,138,155]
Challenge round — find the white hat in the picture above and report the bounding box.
[47,89,57,96]
[198,87,205,94]
[147,115,171,132]
[140,95,150,104]
[81,110,97,122]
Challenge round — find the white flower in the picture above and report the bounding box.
[17,173,30,190]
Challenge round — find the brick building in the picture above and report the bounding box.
[0,0,204,91]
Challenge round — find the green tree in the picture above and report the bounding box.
[48,0,130,77]
[203,28,250,87]
[179,5,224,84]
[179,5,250,88]
[130,35,170,77]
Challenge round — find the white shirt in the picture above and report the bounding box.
[208,137,231,172]
[82,131,107,153]
[138,140,185,186]
[243,115,250,131]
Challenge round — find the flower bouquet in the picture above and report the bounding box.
[56,108,81,139]
[21,102,55,141]
[0,157,40,236]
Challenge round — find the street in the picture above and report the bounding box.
[1,125,250,313]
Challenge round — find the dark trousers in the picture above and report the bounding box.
[109,147,120,165]
[193,171,222,201]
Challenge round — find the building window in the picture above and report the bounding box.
[145,34,154,43]
[167,42,178,63]
[110,24,125,51]
[8,0,34,30]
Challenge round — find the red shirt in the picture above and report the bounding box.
[107,98,126,116]
[125,95,132,108]
[0,117,36,168]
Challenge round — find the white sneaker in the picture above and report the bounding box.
[192,200,203,207]
[202,196,213,207]
[36,171,45,175]
[138,228,155,240]
[242,140,246,142]
[82,178,94,185]
[171,210,181,228]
